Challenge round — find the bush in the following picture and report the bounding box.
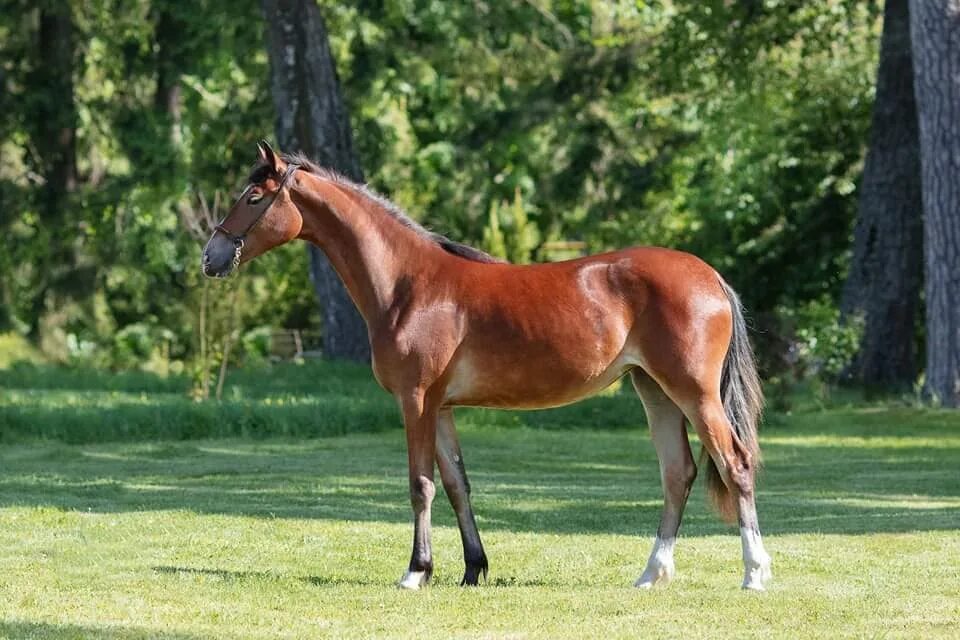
[761,297,864,410]
[0,332,44,368]
[786,298,863,379]
[241,326,273,365]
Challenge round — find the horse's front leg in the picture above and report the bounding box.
[398,392,438,590]
[436,408,488,586]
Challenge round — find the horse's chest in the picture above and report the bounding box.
[369,307,464,392]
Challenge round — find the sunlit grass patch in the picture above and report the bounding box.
[0,363,958,637]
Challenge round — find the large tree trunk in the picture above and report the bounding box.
[32,6,77,220]
[841,0,923,389]
[25,5,80,337]
[152,1,185,150]
[910,0,960,407]
[260,0,370,362]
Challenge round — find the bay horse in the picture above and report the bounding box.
[202,141,772,591]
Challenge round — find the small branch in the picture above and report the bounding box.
[215,279,242,401]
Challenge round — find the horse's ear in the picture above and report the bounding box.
[256,139,283,174]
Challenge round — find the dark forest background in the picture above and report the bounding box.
[2,1,958,406]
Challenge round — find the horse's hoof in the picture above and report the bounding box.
[741,558,772,591]
[634,558,675,588]
[398,570,429,590]
[461,555,489,586]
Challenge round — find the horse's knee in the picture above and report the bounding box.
[410,474,436,509]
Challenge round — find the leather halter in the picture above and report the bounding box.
[215,162,301,244]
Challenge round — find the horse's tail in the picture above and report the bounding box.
[704,280,764,522]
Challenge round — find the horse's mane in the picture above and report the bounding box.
[268,152,504,264]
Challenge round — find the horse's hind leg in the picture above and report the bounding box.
[683,393,772,590]
[435,408,488,586]
[631,369,697,588]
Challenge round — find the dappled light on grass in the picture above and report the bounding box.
[0,363,958,637]
[0,414,958,537]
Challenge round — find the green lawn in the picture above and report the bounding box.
[0,364,959,638]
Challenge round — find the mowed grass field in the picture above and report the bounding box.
[0,362,958,639]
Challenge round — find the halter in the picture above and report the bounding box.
[214,163,301,267]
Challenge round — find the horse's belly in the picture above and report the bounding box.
[443,349,636,409]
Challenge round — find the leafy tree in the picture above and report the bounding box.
[0,0,889,385]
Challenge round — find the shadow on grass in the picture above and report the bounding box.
[0,619,204,640]
[3,361,959,536]
[0,413,958,537]
[151,565,380,587]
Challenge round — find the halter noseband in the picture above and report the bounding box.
[214,163,301,260]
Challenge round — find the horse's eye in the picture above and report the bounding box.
[247,192,264,204]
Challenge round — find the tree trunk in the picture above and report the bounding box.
[841,0,923,389]
[25,5,80,336]
[32,5,77,223]
[152,1,185,150]
[260,0,370,362]
[910,0,960,406]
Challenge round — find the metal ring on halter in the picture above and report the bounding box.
[231,237,244,270]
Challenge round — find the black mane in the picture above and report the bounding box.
[263,152,505,265]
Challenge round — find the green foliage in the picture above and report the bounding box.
[113,323,163,368]
[0,1,883,374]
[761,296,865,411]
[788,298,865,380]
[0,333,43,368]
[482,189,540,263]
[481,199,508,260]
[655,3,878,310]
[240,326,273,365]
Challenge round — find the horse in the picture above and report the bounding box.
[202,141,772,591]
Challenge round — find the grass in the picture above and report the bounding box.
[0,360,958,638]
[0,362,640,443]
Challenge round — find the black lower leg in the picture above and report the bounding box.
[459,512,488,586]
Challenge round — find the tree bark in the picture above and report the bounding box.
[152,1,185,149]
[24,4,80,336]
[841,0,923,389]
[260,0,370,362]
[31,5,77,223]
[910,0,960,406]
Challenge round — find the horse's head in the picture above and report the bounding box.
[202,140,304,278]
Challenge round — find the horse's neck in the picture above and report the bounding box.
[291,173,431,325]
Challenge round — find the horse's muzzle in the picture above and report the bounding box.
[201,232,239,279]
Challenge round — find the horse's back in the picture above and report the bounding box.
[454,245,728,326]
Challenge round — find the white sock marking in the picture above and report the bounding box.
[635,536,676,588]
[740,527,772,590]
[398,570,428,590]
